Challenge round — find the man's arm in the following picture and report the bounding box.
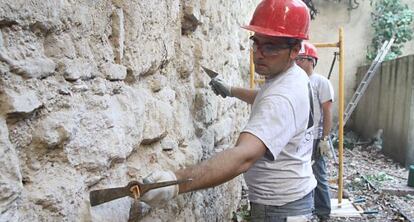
[175,132,266,193]
[231,87,258,104]
[321,101,333,138]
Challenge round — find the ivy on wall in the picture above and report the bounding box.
[367,0,414,61]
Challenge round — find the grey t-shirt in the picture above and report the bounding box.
[310,73,334,139]
[242,64,317,206]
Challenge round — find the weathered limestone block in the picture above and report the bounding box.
[122,0,179,78]
[211,116,234,144]
[1,86,42,116]
[0,51,56,79]
[70,80,89,93]
[0,118,23,221]
[171,100,196,146]
[22,163,88,221]
[44,33,77,59]
[141,98,174,145]
[62,58,94,81]
[193,89,217,124]
[111,8,125,64]
[0,0,68,27]
[64,89,145,170]
[111,0,124,8]
[147,74,167,93]
[161,135,178,151]
[100,63,127,81]
[199,128,215,159]
[91,77,109,96]
[156,87,176,104]
[176,37,199,79]
[0,28,3,43]
[0,25,57,79]
[30,113,73,150]
[29,20,57,36]
[74,38,96,62]
[90,197,131,222]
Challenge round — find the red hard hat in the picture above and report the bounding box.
[243,0,310,40]
[299,42,318,59]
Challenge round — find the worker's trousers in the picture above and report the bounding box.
[249,192,313,222]
[312,139,331,219]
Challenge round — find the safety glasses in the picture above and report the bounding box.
[295,56,314,63]
[250,36,291,57]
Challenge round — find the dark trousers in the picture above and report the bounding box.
[250,192,314,222]
[312,139,331,218]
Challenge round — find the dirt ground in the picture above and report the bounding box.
[232,132,414,222]
[326,142,414,221]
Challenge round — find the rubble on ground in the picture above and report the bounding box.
[327,131,414,222]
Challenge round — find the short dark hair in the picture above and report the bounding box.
[285,38,302,47]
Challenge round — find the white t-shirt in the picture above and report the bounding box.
[242,64,317,206]
[310,73,334,139]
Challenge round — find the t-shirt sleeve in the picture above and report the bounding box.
[242,95,296,160]
[318,78,335,103]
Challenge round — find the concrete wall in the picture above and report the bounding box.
[351,55,414,167]
[309,0,414,121]
[0,0,260,221]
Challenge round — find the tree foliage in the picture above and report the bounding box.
[367,0,414,61]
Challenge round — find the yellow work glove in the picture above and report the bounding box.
[318,138,332,158]
[140,170,179,207]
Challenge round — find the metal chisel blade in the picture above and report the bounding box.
[89,178,193,207]
[90,186,130,206]
[201,66,219,78]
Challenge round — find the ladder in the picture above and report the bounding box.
[328,37,395,163]
[342,37,395,127]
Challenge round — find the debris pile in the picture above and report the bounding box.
[328,131,414,221]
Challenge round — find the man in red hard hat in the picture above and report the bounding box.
[141,1,316,221]
[296,42,334,222]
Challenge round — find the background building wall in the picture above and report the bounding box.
[309,0,414,122]
[351,55,414,167]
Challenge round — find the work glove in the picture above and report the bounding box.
[209,78,232,98]
[140,170,179,207]
[318,137,332,158]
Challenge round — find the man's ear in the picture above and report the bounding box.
[289,44,301,60]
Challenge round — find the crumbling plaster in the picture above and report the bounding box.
[3,0,414,221]
[0,0,259,221]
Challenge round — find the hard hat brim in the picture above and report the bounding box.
[242,25,309,40]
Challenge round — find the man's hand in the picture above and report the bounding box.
[140,170,179,207]
[209,78,232,98]
[318,138,332,158]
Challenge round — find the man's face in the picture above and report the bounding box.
[295,56,314,76]
[250,34,300,78]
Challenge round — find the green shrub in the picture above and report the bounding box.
[367,0,414,61]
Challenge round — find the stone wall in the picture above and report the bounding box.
[3,0,413,221]
[0,0,259,221]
